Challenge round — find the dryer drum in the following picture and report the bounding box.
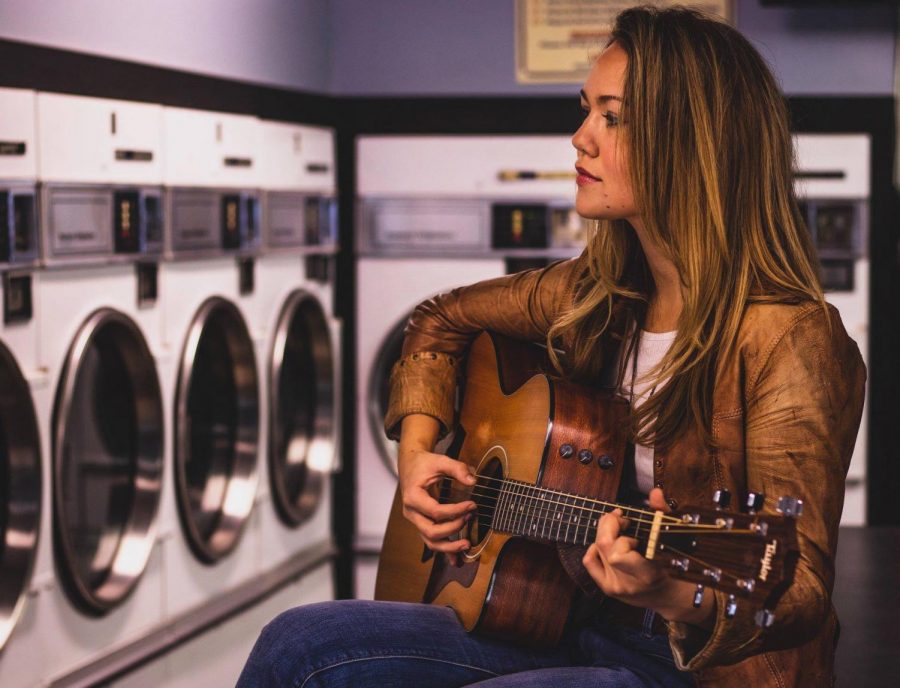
[52,308,163,615]
[175,297,259,564]
[269,290,334,527]
[0,339,41,650]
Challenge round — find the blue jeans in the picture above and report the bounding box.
[237,600,694,687]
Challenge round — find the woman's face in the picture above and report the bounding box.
[572,42,638,223]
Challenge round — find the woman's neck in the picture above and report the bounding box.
[628,217,683,333]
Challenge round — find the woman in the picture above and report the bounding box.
[239,6,865,687]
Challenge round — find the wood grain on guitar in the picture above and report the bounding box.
[375,331,800,646]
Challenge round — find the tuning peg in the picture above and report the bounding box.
[693,584,705,608]
[776,496,804,518]
[713,489,731,510]
[725,594,738,619]
[755,609,776,628]
[745,492,765,514]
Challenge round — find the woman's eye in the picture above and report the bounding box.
[603,111,619,127]
[579,106,590,119]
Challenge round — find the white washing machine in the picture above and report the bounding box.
[793,134,871,526]
[3,92,169,687]
[354,136,583,598]
[0,87,45,688]
[157,106,266,619]
[254,120,340,580]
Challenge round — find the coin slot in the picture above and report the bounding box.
[136,263,158,308]
[3,272,32,324]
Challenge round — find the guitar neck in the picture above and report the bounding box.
[487,478,652,549]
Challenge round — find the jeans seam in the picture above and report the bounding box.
[296,654,501,688]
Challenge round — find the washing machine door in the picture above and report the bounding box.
[53,309,163,615]
[175,297,259,563]
[0,340,41,650]
[268,289,335,527]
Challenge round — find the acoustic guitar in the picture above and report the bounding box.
[375,331,800,647]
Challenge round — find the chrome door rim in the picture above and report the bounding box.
[52,308,163,615]
[268,290,334,527]
[174,296,259,563]
[0,339,41,650]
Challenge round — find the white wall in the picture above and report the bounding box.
[0,0,332,92]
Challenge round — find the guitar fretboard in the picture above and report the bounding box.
[489,479,645,546]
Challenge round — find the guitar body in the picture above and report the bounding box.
[375,331,630,646]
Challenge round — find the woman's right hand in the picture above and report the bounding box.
[397,415,477,563]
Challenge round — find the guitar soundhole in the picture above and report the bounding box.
[467,456,504,547]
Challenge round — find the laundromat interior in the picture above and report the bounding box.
[0,1,898,686]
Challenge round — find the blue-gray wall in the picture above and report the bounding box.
[0,0,895,97]
[328,0,898,96]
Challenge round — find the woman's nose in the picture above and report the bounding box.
[571,121,596,158]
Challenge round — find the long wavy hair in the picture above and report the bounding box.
[546,5,826,449]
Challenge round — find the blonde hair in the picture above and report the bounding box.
[547,5,826,448]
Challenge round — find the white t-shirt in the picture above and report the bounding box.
[620,330,677,495]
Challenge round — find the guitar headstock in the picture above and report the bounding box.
[646,491,800,627]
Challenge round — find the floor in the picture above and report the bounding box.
[833,527,900,687]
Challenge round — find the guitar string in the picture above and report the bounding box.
[460,481,738,530]
[469,473,682,522]
[464,491,753,541]
[465,489,661,541]
[465,493,658,531]
[462,506,765,585]
[460,478,681,523]
[460,472,683,523]
[660,544,748,585]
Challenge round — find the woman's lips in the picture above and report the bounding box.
[575,166,601,186]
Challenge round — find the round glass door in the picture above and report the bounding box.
[268,290,335,527]
[0,340,41,649]
[175,297,259,563]
[53,309,163,615]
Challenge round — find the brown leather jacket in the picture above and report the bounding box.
[384,253,866,687]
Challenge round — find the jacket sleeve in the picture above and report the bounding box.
[383,253,587,440]
[668,304,867,670]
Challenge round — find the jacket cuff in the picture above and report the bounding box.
[668,589,757,671]
[384,351,459,441]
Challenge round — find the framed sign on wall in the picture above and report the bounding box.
[515,0,733,84]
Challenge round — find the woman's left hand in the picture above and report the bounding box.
[581,488,676,610]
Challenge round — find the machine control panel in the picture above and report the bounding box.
[264,192,338,251]
[359,198,588,257]
[169,187,261,257]
[41,185,163,265]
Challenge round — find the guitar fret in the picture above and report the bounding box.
[503,481,517,534]
[526,485,541,537]
[492,479,507,532]
[581,496,592,546]
[512,481,525,536]
[552,489,564,542]
[538,485,550,539]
